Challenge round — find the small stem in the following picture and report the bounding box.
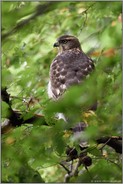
[85,166,93,179]
[99,137,112,151]
[59,162,70,174]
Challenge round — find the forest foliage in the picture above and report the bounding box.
[1,1,122,183]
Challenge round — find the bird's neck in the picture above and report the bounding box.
[58,47,82,54]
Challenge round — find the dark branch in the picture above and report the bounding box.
[1,87,48,134]
[96,136,122,154]
[1,87,11,105]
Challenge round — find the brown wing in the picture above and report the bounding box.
[49,49,94,100]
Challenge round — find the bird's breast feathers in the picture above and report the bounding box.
[48,49,94,99]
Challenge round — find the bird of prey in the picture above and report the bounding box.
[48,35,95,103]
[48,35,95,147]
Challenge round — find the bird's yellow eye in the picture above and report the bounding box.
[60,40,68,44]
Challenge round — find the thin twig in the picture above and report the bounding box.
[99,137,112,151]
[85,166,93,179]
[105,157,122,170]
[59,162,70,174]
[78,3,96,36]
[73,160,80,176]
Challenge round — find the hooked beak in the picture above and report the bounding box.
[53,42,59,47]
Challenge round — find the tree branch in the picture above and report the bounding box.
[1,87,48,134]
[2,88,122,154]
[96,136,122,154]
[2,2,60,40]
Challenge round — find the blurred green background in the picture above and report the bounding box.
[2,1,122,183]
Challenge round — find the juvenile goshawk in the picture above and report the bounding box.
[48,35,95,102]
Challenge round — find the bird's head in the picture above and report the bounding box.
[53,35,82,53]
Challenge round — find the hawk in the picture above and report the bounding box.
[48,35,95,147]
[48,35,95,103]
